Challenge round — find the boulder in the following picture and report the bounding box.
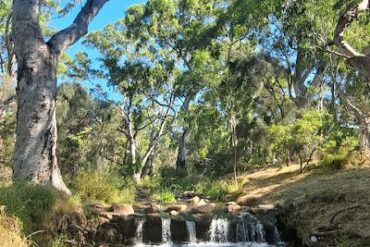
[165,204,187,213]
[198,199,207,206]
[188,203,215,214]
[237,196,259,206]
[226,203,241,214]
[145,203,161,214]
[188,196,200,205]
[250,204,276,214]
[170,210,179,216]
[109,203,134,216]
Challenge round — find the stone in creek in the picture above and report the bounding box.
[165,204,187,212]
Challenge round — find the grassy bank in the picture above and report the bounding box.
[236,156,370,246]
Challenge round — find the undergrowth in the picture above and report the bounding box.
[70,171,135,204]
[140,166,244,202]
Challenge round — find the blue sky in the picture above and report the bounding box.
[52,0,147,100]
[52,0,146,55]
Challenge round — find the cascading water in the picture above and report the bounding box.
[273,226,282,244]
[136,218,145,244]
[162,218,172,243]
[131,212,286,246]
[255,222,266,242]
[185,221,197,243]
[236,220,248,242]
[209,218,230,243]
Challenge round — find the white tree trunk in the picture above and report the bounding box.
[11,0,108,194]
[12,43,71,193]
[176,95,192,170]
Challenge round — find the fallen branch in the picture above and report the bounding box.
[330,205,366,225]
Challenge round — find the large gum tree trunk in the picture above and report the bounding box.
[12,44,70,193]
[12,0,109,194]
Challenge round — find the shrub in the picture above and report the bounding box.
[150,190,176,204]
[0,213,27,247]
[205,179,243,201]
[71,171,135,204]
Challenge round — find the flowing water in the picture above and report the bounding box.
[186,221,197,243]
[162,218,172,243]
[209,218,230,243]
[136,218,145,244]
[133,215,286,247]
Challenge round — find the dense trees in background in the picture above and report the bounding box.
[0,0,369,189]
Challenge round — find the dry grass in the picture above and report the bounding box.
[0,212,28,247]
[236,159,370,246]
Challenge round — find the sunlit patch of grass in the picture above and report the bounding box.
[150,190,176,204]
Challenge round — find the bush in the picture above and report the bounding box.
[71,171,135,204]
[150,190,176,204]
[319,153,347,171]
[205,179,243,201]
[0,183,58,233]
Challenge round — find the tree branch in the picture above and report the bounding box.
[47,0,110,53]
[333,0,369,58]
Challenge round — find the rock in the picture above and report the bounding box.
[226,203,241,214]
[189,203,215,214]
[237,196,259,206]
[310,235,318,242]
[165,204,187,213]
[226,201,238,206]
[250,204,276,214]
[98,212,114,220]
[198,199,207,206]
[170,210,179,216]
[188,196,200,205]
[146,203,161,214]
[109,203,134,216]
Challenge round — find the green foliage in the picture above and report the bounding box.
[269,110,332,166]
[71,171,135,204]
[0,183,58,233]
[151,190,176,204]
[205,180,243,201]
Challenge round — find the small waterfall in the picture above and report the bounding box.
[135,218,145,244]
[236,219,248,242]
[186,221,197,243]
[273,226,282,243]
[209,218,229,243]
[161,218,172,243]
[250,223,256,241]
[255,222,266,242]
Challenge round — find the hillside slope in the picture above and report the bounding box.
[237,162,370,246]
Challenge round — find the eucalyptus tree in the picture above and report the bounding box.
[11,0,110,194]
[84,18,178,182]
[123,0,226,171]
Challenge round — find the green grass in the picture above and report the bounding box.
[71,171,135,204]
[0,182,58,233]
